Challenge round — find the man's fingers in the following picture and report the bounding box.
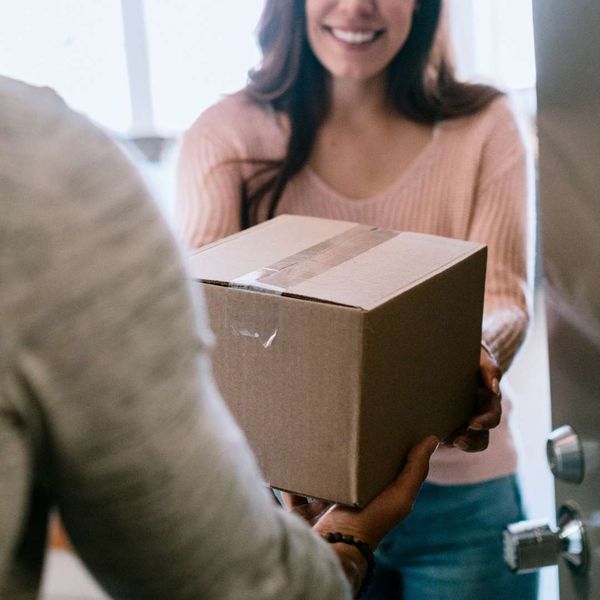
[292,499,333,524]
[280,492,309,510]
[312,437,439,549]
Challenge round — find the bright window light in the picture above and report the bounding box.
[144,0,265,135]
[448,0,536,90]
[0,1,131,133]
[0,0,535,137]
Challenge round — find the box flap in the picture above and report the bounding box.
[188,215,356,282]
[292,233,484,310]
[188,215,485,310]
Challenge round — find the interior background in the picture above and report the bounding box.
[0,1,554,598]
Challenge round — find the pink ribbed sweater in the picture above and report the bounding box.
[177,91,534,485]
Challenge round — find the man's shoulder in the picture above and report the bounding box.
[0,76,117,170]
[0,76,71,139]
[0,76,64,109]
[0,76,148,239]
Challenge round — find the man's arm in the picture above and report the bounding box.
[5,87,349,599]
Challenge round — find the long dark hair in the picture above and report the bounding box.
[240,0,501,228]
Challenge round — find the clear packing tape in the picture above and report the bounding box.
[231,224,398,294]
[227,224,399,348]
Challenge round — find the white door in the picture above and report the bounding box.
[504,2,600,598]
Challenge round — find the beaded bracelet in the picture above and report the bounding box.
[321,532,375,598]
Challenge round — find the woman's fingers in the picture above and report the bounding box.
[452,345,503,443]
[467,388,502,432]
[479,346,502,391]
[452,429,490,453]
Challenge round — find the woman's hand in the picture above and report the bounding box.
[447,345,503,453]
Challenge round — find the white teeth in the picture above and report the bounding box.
[330,28,378,44]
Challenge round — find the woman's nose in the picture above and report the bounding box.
[338,0,377,16]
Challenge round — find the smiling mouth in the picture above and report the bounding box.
[325,26,385,45]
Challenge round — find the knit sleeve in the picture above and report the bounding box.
[2,82,350,599]
[176,121,244,249]
[467,100,535,373]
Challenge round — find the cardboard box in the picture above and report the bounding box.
[189,215,487,506]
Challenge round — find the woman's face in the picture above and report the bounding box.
[305,0,417,82]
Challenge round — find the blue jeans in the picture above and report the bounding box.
[363,475,538,600]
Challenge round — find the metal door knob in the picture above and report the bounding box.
[503,503,588,574]
[546,425,584,483]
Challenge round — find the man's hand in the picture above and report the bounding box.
[281,493,332,526]
[281,437,437,597]
[312,435,438,549]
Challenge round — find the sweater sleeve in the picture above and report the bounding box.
[2,83,349,600]
[467,100,535,373]
[176,96,287,249]
[177,125,244,248]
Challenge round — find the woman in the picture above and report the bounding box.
[177,0,535,598]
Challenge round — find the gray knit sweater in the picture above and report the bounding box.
[0,76,349,600]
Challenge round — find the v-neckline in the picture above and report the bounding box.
[304,122,442,205]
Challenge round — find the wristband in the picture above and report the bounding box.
[321,531,375,598]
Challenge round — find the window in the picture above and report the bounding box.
[447,0,536,91]
[144,0,264,134]
[0,0,264,136]
[0,1,130,132]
